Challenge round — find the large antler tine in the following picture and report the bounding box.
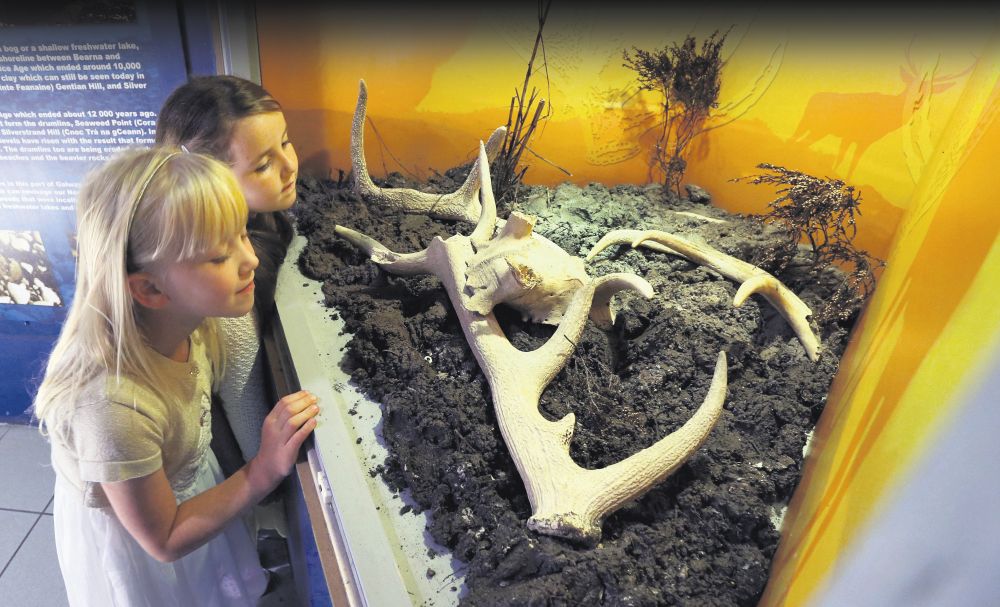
[672,210,729,224]
[469,140,498,247]
[734,275,820,361]
[586,229,676,261]
[436,125,504,224]
[586,230,635,261]
[589,272,655,330]
[350,79,377,194]
[524,273,652,389]
[631,230,821,361]
[333,225,432,276]
[527,350,728,543]
[631,230,741,274]
[349,79,502,223]
[447,126,507,223]
[440,124,506,207]
[483,126,507,162]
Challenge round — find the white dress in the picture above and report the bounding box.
[53,451,268,606]
[49,330,268,606]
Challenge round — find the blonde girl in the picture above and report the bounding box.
[33,146,319,606]
[156,76,298,470]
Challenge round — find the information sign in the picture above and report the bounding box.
[0,2,190,418]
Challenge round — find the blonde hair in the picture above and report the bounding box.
[33,146,248,432]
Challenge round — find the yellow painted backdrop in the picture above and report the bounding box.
[257,4,1000,605]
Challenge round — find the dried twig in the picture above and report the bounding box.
[492,0,554,203]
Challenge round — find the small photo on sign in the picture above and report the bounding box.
[0,230,62,306]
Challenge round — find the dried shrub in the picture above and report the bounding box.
[735,163,885,324]
[491,1,556,204]
[624,30,728,197]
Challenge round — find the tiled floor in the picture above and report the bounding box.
[0,422,67,607]
[0,422,301,606]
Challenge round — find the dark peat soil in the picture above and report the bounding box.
[292,171,855,606]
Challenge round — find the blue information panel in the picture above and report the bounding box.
[0,2,190,419]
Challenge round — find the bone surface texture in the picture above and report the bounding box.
[336,141,729,542]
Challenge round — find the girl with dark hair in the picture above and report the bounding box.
[156,76,299,494]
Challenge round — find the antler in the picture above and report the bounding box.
[351,79,507,223]
[587,229,820,361]
[336,143,729,543]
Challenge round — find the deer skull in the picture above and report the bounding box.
[465,212,588,325]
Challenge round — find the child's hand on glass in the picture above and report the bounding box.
[248,390,319,494]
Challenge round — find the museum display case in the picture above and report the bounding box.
[2,3,997,605]
[255,5,1000,605]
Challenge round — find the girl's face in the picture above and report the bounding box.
[227,111,298,213]
[159,231,259,320]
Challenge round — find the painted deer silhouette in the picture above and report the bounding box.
[790,53,974,179]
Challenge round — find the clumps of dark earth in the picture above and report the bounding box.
[292,164,858,606]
